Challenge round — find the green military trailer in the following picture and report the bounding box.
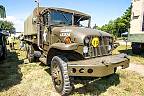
[129,0,144,54]
[24,7,129,95]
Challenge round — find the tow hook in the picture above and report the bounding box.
[124,55,130,60]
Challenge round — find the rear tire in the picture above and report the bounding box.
[131,43,141,54]
[51,56,72,96]
[27,45,35,63]
[2,47,7,59]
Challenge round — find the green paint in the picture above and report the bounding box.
[0,5,6,18]
[128,34,144,43]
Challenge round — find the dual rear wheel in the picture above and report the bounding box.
[27,44,35,63]
[131,43,144,54]
[26,44,40,63]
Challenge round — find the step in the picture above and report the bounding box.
[39,57,47,64]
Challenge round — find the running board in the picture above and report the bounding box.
[39,57,47,64]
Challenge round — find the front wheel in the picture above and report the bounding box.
[51,56,72,96]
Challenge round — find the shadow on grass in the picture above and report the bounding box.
[0,49,23,91]
[43,63,120,95]
[70,74,120,95]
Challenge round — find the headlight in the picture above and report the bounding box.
[108,45,112,51]
[84,37,90,44]
[109,37,113,44]
[83,46,88,53]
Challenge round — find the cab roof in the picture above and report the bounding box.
[33,7,91,18]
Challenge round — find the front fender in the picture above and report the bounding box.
[48,43,79,51]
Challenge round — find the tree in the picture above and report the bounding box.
[94,5,132,37]
[0,5,15,34]
[0,20,15,33]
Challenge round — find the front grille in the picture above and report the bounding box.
[84,36,112,58]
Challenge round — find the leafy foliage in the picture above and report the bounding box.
[0,20,15,33]
[95,6,132,37]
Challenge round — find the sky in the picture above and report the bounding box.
[0,0,131,32]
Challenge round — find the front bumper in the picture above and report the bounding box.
[67,53,129,77]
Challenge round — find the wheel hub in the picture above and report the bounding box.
[52,63,63,89]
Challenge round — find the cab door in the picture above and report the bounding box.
[42,12,51,52]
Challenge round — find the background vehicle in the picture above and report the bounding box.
[0,5,6,18]
[0,30,7,60]
[24,7,129,95]
[129,0,144,54]
[0,5,7,60]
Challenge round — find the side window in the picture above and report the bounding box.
[42,13,50,42]
[43,12,50,25]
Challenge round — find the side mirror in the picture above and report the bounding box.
[48,25,52,34]
[32,17,37,24]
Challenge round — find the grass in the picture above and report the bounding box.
[0,41,144,96]
[71,70,144,96]
[113,45,144,64]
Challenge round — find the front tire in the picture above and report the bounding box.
[51,56,72,96]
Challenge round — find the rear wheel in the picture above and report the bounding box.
[27,44,35,63]
[132,43,141,54]
[51,56,72,96]
[2,46,7,59]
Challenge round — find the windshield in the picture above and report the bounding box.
[74,16,90,27]
[50,10,91,27]
[51,11,72,25]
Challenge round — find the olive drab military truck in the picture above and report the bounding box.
[129,0,144,54]
[24,7,130,95]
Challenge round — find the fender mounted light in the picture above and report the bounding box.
[64,36,71,44]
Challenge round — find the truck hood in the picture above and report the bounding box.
[52,26,112,43]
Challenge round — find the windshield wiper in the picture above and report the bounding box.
[60,13,72,25]
[53,9,71,25]
[60,13,69,22]
[76,16,84,23]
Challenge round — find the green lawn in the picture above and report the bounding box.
[113,45,144,64]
